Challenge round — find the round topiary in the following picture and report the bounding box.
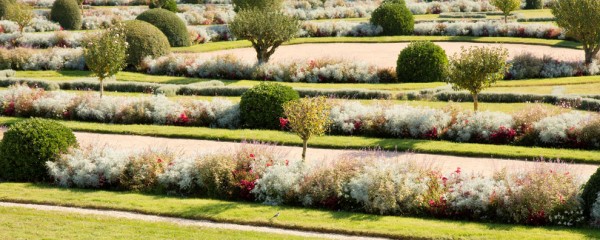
[50,0,82,30]
[149,0,178,13]
[370,2,414,36]
[136,8,190,47]
[0,0,16,19]
[240,82,299,129]
[0,118,77,182]
[582,167,600,219]
[396,41,448,82]
[123,20,171,68]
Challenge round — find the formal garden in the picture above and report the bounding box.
[0,0,600,238]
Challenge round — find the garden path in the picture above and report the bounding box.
[76,132,598,181]
[0,202,385,240]
[193,42,582,68]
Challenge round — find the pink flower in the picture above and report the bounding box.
[285,160,289,166]
[157,158,163,163]
[279,117,289,129]
[455,167,461,174]
[249,153,255,159]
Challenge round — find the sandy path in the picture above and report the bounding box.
[192,42,583,68]
[0,202,384,240]
[75,132,598,181]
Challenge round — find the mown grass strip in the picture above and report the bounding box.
[0,205,316,240]
[0,183,598,240]
[174,36,582,53]
[0,117,598,163]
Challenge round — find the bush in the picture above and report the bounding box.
[0,0,15,19]
[119,149,175,191]
[136,9,190,47]
[396,41,448,82]
[370,2,414,36]
[231,0,283,12]
[525,0,543,9]
[581,118,600,149]
[123,20,171,68]
[149,0,177,12]
[50,0,82,30]
[240,82,299,129]
[579,167,600,220]
[509,53,544,80]
[0,118,77,182]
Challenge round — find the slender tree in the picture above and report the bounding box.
[552,0,600,64]
[83,23,128,97]
[490,0,520,23]
[6,3,33,32]
[446,46,509,111]
[283,97,331,161]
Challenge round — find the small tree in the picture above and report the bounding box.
[83,23,128,98]
[552,0,600,64]
[6,3,33,31]
[229,8,299,64]
[490,0,520,23]
[232,0,282,12]
[446,46,508,111]
[283,96,331,161]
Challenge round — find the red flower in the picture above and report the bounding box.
[279,117,289,129]
[266,162,272,167]
[285,160,289,166]
[249,153,255,159]
[455,167,461,174]
[157,158,163,163]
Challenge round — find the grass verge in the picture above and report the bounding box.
[0,183,598,240]
[0,205,315,240]
[174,36,581,53]
[0,117,598,163]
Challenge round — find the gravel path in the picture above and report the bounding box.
[193,42,583,68]
[75,132,598,180]
[0,202,385,240]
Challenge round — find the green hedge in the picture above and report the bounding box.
[396,41,448,82]
[123,20,171,68]
[370,2,414,36]
[240,83,299,129]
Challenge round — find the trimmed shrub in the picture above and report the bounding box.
[396,41,448,82]
[240,82,299,129]
[123,20,171,68]
[149,0,177,12]
[370,2,414,36]
[0,118,77,182]
[525,0,543,9]
[231,0,283,12]
[583,168,600,220]
[509,52,544,80]
[50,0,82,30]
[136,9,190,47]
[0,0,16,19]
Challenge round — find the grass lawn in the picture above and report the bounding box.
[0,116,597,162]
[0,183,598,240]
[0,206,315,240]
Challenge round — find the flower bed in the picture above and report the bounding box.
[1,85,599,150]
[44,143,588,227]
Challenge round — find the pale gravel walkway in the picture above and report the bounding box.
[192,42,583,68]
[0,202,386,240]
[75,132,599,181]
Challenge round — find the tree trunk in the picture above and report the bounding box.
[472,93,478,112]
[302,139,308,162]
[585,49,594,65]
[99,78,104,98]
[504,15,507,24]
[257,50,271,65]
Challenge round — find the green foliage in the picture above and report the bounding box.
[136,9,190,47]
[396,41,448,83]
[240,82,299,129]
[552,0,600,64]
[231,0,283,12]
[582,167,600,219]
[197,154,237,199]
[5,2,34,31]
[50,0,82,30]
[283,96,331,160]
[370,2,414,36]
[119,150,174,191]
[229,8,299,64]
[149,0,178,13]
[446,46,508,111]
[0,118,77,182]
[491,0,520,23]
[83,23,128,97]
[0,0,15,20]
[525,0,543,9]
[122,20,171,69]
